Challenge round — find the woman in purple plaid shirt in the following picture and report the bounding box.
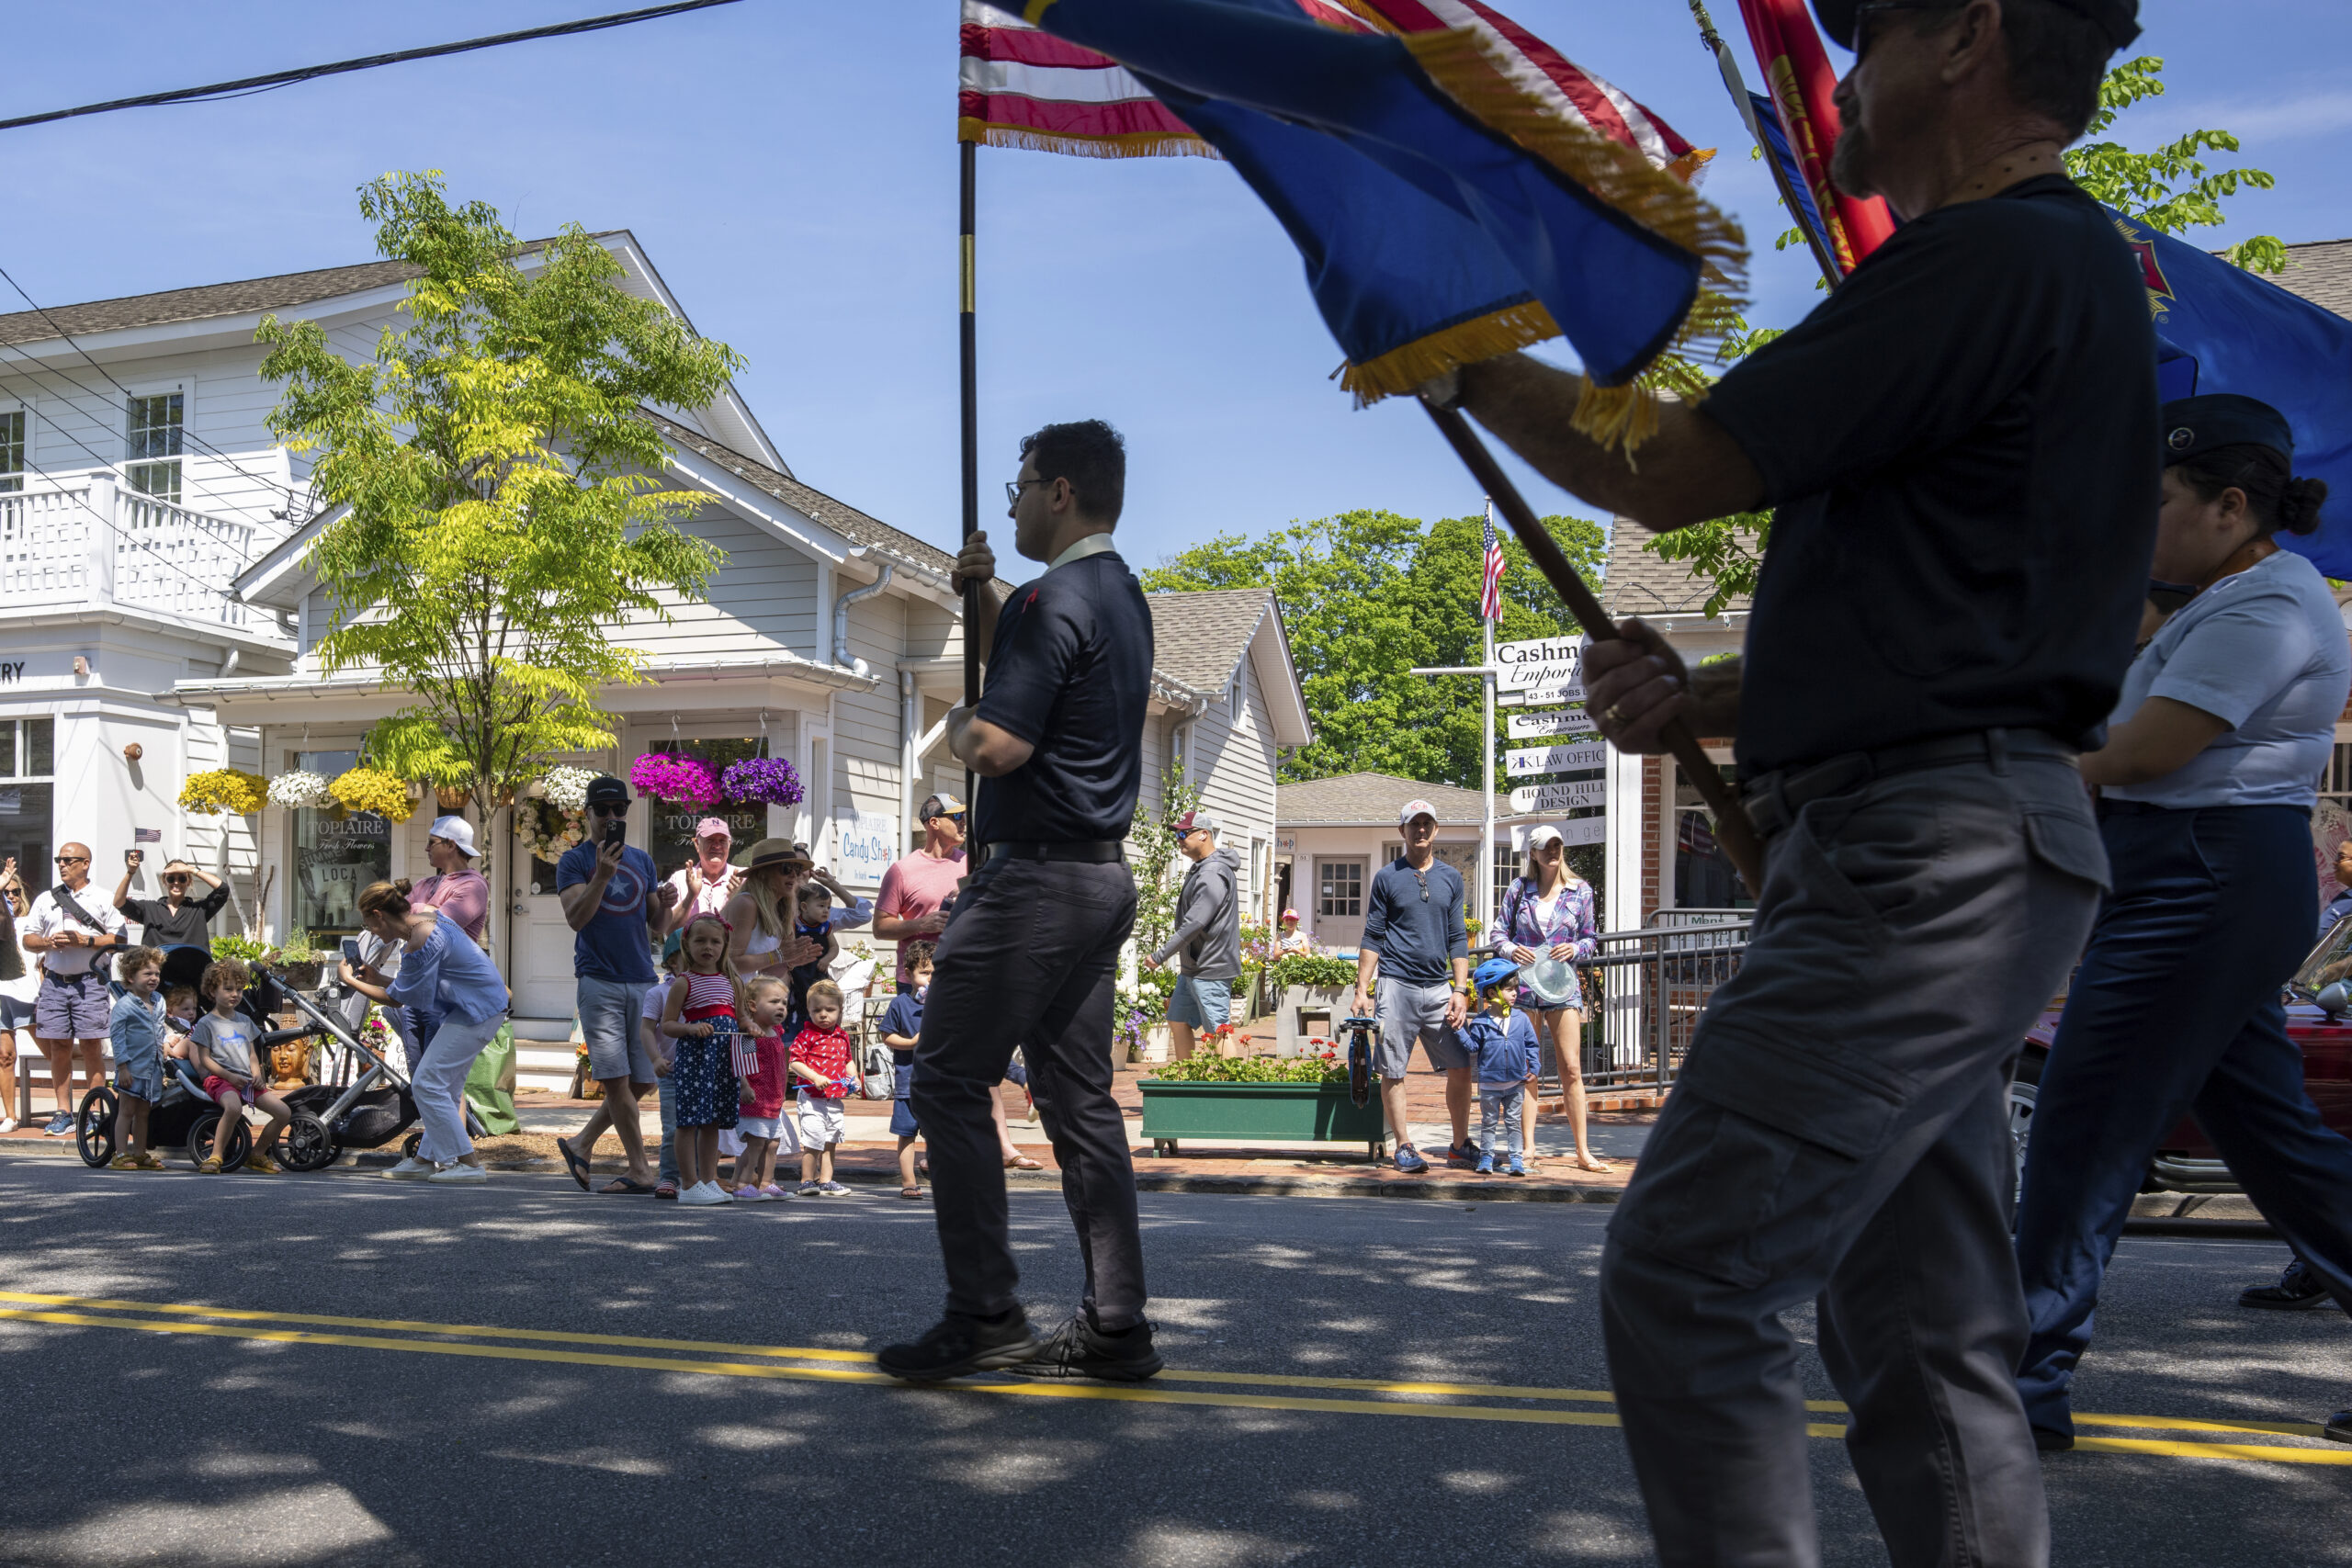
[1491,825,1610,1173]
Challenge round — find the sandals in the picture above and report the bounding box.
[560,1139,592,1191]
[1002,1154,1044,1171]
[598,1177,655,1195]
[899,1185,928,1201]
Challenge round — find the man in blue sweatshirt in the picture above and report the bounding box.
[1351,798,1473,1172]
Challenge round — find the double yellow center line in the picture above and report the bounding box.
[1,1290,2341,1466]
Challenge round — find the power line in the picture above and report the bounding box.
[0,1,744,133]
[2,448,266,610]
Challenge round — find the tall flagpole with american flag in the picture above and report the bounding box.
[1476,502,1496,931]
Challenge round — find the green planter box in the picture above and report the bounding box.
[1138,1080,1387,1162]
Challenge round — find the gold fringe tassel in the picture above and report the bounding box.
[1339,300,1561,406]
[956,118,1220,161]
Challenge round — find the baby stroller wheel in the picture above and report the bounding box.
[277,1111,337,1173]
[75,1085,119,1168]
[401,1131,423,1159]
[187,1111,253,1171]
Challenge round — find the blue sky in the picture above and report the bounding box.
[6,1,2347,568]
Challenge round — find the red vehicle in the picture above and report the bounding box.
[2010,920,2352,1195]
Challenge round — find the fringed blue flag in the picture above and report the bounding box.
[1026,0,1747,449]
[2109,212,2352,577]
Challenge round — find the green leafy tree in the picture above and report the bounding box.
[258,172,743,827]
[1647,57,2284,611]
[1145,507,1603,788]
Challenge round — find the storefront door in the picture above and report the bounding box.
[514,824,582,1021]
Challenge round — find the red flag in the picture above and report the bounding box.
[1735,0,1894,273]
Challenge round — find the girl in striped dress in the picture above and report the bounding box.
[661,914,744,1206]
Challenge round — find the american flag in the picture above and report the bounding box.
[1479,507,1506,622]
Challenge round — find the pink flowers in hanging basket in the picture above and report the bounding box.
[629,753,718,807]
[719,755,804,807]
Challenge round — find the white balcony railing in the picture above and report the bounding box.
[0,471,258,629]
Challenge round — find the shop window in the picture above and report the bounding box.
[0,409,22,493]
[1317,859,1363,919]
[288,750,390,939]
[0,717,55,892]
[640,737,770,879]
[126,392,183,503]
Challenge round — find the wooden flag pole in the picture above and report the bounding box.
[959,139,982,840]
[1421,400,1765,894]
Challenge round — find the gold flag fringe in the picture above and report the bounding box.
[956,118,1220,161]
[1340,300,1561,406]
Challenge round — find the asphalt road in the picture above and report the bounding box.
[0,1156,2345,1567]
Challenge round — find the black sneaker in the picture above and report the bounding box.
[875,1310,1037,1382]
[2240,1258,2332,1311]
[1028,1314,1164,1382]
[2326,1407,2352,1445]
[2030,1426,2074,1453]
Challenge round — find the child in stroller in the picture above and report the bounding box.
[187,958,293,1174]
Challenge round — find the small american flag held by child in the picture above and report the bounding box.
[720,1015,759,1078]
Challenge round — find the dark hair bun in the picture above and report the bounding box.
[392,878,413,897]
[2278,476,2328,537]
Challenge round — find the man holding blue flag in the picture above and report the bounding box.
[1436,1,2151,1562]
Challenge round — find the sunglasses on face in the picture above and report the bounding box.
[164,874,191,885]
[590,803,628,818]
[54,855,87,865]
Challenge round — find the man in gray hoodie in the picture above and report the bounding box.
[1145,808,1241,1060]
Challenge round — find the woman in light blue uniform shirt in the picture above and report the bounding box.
[2015,394,2352,1448]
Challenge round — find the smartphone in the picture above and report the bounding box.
[341,938,362,965]
[603,818,627,849]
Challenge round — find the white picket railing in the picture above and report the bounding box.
[0,471,256,627]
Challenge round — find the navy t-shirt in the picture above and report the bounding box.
[974,549,1154,844]
[881,991,923,1064]
[555,843,661,984]
[1703,175,2157,778]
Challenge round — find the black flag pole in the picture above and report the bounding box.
[1421,400,1765,894]
[960,139,982,848]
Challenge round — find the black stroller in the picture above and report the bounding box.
[76,949,482,1172]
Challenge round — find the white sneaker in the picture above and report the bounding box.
[678,1181,724,1206]
[0,1117,17,1134]
[384,1156,434,1179]
[427,1161,488,1183]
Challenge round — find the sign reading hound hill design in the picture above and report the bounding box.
[1508,779,1606,814]
[1505,739,1608,778]
[1505,708,1589,740]
[1492,637,1584,703]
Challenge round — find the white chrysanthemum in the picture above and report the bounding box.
[266,770,334,810]
[539,765,597,811]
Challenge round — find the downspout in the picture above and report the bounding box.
[901,669,919,855]
[219,647,240,679]
[831,564,894,677]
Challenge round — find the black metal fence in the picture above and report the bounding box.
[1535,911,1752,1096]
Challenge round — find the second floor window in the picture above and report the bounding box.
[0,409,22,493]
[126,392,182,502]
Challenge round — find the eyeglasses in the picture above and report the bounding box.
[589,802,628,818]
[1004,477,1046,506]
[53,855,87,865]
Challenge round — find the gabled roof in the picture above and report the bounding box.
[2262,238,2352,320]
[1147,587,1314,746]
[1601,516,1756,618]
[1277,771,1506,828]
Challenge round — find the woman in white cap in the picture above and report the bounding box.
[1492,823,1609,1173]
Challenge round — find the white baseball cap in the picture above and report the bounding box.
[1396,798,1439,828]
[426,815,479,858]
[1524,824,1564,853]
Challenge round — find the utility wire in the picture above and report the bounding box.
[0,1,743,133]
[2,447,266,608]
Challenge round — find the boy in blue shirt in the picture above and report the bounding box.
[1461,957,1540,1176]
[881,942,933,1199]
[107,945,168,1170]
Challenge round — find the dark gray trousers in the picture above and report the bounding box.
[1601,751,2106,1568]
[910,855,1145,1328]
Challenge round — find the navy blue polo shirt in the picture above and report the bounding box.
[973,547,1154,845]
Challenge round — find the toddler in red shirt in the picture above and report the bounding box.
[732,976,797,1200]
[790,978,856,1196]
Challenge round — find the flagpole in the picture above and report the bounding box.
[1480,498,1497,935]
[1422,403,1765,895]
[960,137,981,840]
[1686,0,1842,289]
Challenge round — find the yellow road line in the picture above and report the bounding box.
[2073,1435,2352,1466]
[3,1292,2338,1458]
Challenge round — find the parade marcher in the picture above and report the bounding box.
[2319,838,2352,940]
[1351,800,1474,1174]
[110,852,228,958]
[874,795,967,992]
[2013,393,2352,1447]
[1492,823,1607,1172]
[361,880,509,1184]
[24,842,129,1136]
[1438,0,2153,1557]
[1143,808,1240,1060]
[554,776,677,1194]
[880,419,1160,1383]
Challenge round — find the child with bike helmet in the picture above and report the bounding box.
[1461,957,1541,1176]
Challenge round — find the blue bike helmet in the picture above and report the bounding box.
[1471,956,1520,996]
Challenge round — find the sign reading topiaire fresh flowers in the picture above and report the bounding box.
[327,766,416,824]
[537,765,597,811]
[718,755,803,807]
[629,753,718,807]
[266,771,334,811]
[179,770,268,817]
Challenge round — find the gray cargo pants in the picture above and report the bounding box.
[1601,741,2107,1568]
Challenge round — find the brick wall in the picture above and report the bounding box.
[1641,754,1663,923]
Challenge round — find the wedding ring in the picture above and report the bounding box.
[1603,703,1628,727]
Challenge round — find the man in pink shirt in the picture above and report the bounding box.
[875,795,967,995]
[412,816,490,945]
[665,818,742,931]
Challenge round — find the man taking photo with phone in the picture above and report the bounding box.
[555,775,676,1194]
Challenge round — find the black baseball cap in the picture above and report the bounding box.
[2160,393,2294,467]
[583,775,629,807]
[1814,0,2139,51]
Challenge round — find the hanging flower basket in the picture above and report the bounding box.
[538,765,597,811]
[434,785,472,811]
[718,755,804,808]
[630,753,718,807]
[517,799,588,860]
[328,766,417,824]
[265,770,334,811]
[180,769,267,817]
